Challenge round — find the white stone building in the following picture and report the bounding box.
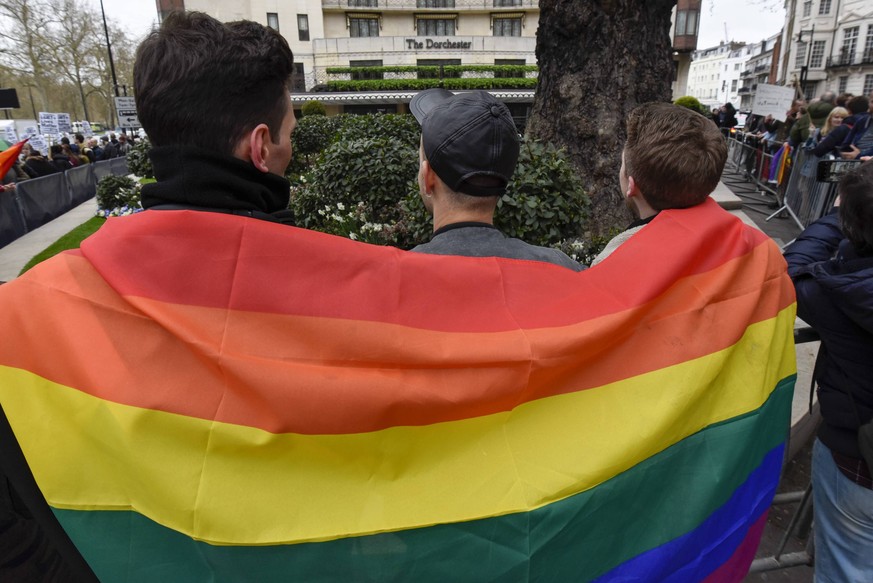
[779,0,873,98]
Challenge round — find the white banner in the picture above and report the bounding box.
[38,112,59,136]
[751,84,796,122]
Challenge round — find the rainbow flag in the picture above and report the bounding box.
[0,198,796,581]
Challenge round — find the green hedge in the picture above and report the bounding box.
[325,65,538,76]
[286,113,589,252]
[327,78,537,92]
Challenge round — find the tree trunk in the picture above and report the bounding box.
[527,0,677,237]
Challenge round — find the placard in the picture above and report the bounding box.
[38,112,58,136]
[751,84,796,122]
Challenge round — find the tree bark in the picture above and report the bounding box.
[528,0,677,237]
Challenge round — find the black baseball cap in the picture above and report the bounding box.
[410,89,519,197]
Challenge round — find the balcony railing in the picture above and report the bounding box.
[826,50,873,68]
[754,64,769,72]
[324,0,537,9]
[740,69,752,77]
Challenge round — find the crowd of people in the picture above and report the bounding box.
[0,10,868,583]
[0,131,133,193]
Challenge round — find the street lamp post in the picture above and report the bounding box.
[797,25,816,100]
[99,0,120,99]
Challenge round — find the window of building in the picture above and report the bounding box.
[865,26,873,61]
[802,1,812,17]
[266,12,279,31]
[416,16,456,35]
[842,27,859,63]
[349,15,380,37]
[731,79,738,92]
[417,0,455,7]
[819,0,832,15]
[839,76,848,94]
[493,17,522,36]
[864,74,873,95]
[735,63,740,70]
[674,9,699,36]
[795,42,807,68]
[494,58,525,78]
[417,58,461,79]
[493,0,522,6]
[348,0,378,6]
[810,40,826,67]
[350,60,383,80]
[298,14,309,41]
[290,63,306,93]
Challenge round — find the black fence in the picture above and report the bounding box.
[0,158,129,248]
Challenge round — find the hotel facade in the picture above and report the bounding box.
[158,0,699,117]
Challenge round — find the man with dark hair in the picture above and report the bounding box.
[409,89,582,270]
[0,11,297,580]
[134,12,295,219]
[784,161,873,583]
[592,102,727,264]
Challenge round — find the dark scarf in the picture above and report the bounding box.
[142,145,291,216]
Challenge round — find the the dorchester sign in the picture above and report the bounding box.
[406,38,472,50]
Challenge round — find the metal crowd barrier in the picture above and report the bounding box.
[0,159,130,248]
[748,326,821,575]
[724,132,786,198]
[768,147,840,231]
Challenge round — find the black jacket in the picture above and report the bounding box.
[784,210,873,458]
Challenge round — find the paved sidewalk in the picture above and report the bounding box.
[0,198,98,282]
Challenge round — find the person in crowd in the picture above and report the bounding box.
[22,147,60,178]
[790,91,835,146]
[778,98,807,142]
[837,93,854,108]
[48,144,73,172]
[784,162,873,583]
[715,102,738,129]
[813,95,870,158]
[60,143,81,167]
[408,88,583,271]
[89,137,103,162]
[116,133,131,156]
[99,135,117,159]
[74,133,86,155]
[591,102,726,265]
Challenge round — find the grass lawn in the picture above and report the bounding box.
[18,216,106,276]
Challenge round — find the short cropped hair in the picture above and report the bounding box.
[624,102,727,210]
[847,96,869,115]
[839,160,873,254]
[134,11,295,157]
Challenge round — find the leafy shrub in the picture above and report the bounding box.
[126,137,153,178]
[287,113,590,253]
[96,174,140,212]
[495,140,590,246]
[290,136,419,246]
[301,100,327,116]
[336,114,420,150]
[327,78,537,92]
[673,96,709,116]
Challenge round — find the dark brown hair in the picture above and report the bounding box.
[839,160,873,254]
[134,11,295,156]
[624,103,727,210]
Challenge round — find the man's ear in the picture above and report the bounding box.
[626,176,641,198]
[421,159,438,195]
[235,123,272,173]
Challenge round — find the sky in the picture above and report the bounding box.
[86,0,788,52]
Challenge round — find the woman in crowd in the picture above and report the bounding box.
[784,162,873,583]
[22,146,60,178]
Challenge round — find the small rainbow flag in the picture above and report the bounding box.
[0,198,796,581]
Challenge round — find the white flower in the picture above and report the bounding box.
[317,209,326,216]
[337,202,345,211]
[349,233,358,240]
